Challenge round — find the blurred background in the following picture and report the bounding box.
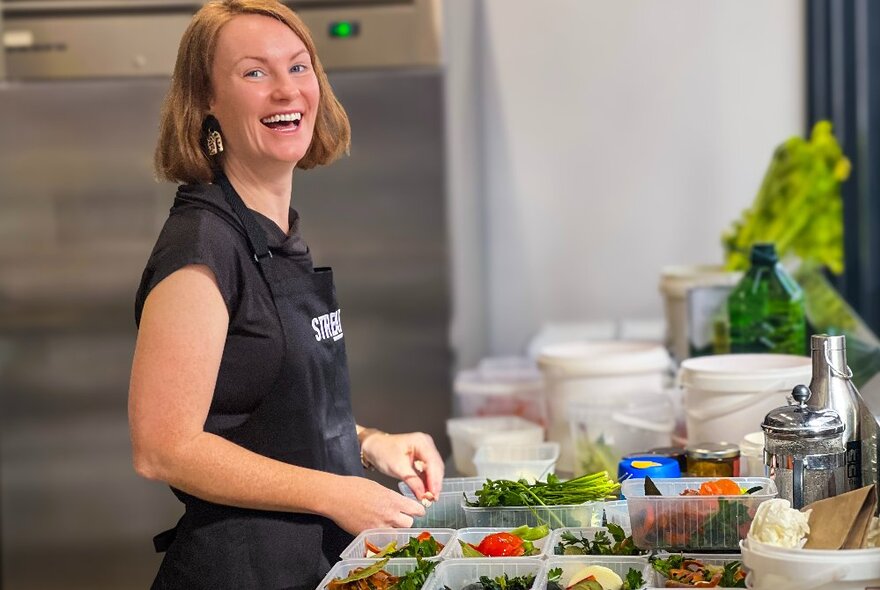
[1,0,879,588]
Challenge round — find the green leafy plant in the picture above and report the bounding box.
[723,120,851,274]
[554,523,642,556]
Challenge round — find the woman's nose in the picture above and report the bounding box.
[271,76,301,101]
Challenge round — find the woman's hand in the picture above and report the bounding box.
[361,430,444,502]
[328,476,426,534]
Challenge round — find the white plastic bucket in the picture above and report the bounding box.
[659,265,742,363]
[742,539,880,590]
[680,354,812,447]
[445,416,543,476]
[537,341,671,473]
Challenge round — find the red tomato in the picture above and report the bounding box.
[416,532,432,542]
[476,532,525,557]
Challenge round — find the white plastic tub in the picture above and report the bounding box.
[679,354,812,446]
[447,416,544,476]
[739,431,766,477]
[449,527,551,558]
[742,539,880,590]
[424,558,545,590]
[537,341,670,473]
[568,393,674,477]
[473,442,560,481]
[399,477,485,529]
[339,528,457,561]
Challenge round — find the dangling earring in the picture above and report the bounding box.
[206,128,224,156]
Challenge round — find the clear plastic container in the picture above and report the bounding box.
[648,553,745,588]
[602,500,631,532]
[449,527,552,558]
[447,416,544,476]
[739,431,766,477]
[545,527,646,557]
[455,360,548,427]
[317,558,427,590]
[399,477,485,529]
[473,442,560,481]
[621,477,777,551]
[339,528,457,561]
[424,558,546,590]
[540,556,651,590]
[461,493,602,529]
[568,394,674,477]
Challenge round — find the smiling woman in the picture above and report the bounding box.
[129,1,444,589]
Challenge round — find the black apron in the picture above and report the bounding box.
[150,176,365,590]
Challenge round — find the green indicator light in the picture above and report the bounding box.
[329,21,359,38]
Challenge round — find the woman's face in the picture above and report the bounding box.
[209,14,319,171]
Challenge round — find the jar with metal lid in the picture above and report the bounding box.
[762,384,846,509]
[686,442,740,477]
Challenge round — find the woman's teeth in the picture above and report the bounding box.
[261,112,302,126]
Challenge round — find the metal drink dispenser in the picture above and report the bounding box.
[762,384,847,509]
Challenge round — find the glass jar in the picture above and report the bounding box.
[686,442,740,477]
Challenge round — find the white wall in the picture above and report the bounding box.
[445,0,805,368]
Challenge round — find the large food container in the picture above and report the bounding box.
[473,442,560,481]
[602,500,631,532]
[537,341,670,473]
[455,358,547,427]
[648,553,744,588]
[621,477,777,551]
[541,556,651,590]
[317,558,428,590]
[399,477,485,529]
[424,558,545,590]
[545,527,647,557]
[449,527,552,558]
[461,493,602,529]
[741,539,880,590]
[568,393,673,477]
[447,416,544,476]
[339,528,457,561]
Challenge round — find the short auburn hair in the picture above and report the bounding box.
[155,0,351,185]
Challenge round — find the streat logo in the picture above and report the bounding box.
[311,309,343,342]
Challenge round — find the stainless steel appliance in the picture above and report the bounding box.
[0,1,449,588]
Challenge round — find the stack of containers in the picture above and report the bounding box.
[454,357,547,427]
[536,341,671,474]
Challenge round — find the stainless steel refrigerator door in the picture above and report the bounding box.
[0,69,448,589]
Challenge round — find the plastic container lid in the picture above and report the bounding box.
[618,456,681,480]
[679,354,812,393]
[537,341,670,376]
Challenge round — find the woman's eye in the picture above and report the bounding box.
[244,70,265,78]
[290,64,308,74]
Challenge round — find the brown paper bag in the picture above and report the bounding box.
[802,484,877,549]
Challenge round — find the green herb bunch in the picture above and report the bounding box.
[554,523,642,556]
[466,473,620,508]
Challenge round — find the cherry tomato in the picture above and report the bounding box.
[475,532,525,557]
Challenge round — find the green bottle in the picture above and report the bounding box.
[728,243,806,355]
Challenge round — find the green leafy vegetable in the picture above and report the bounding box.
[466,472,620,508]
[508,524,549,541]
[719,561,747,588]
[688,498,751,547]
[622,568,646,590]
[390,558,437,590]
[649,554,684,579]
[471,573,537,590]
[553,523,642,556]
[723,120,851,274]
[383,536,441,558]
[547,568,562,583]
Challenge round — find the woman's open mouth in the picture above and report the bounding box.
[260,112,302,131]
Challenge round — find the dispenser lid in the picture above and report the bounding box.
[762,384,845,439]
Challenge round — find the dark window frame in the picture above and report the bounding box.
[808,0,880,332]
